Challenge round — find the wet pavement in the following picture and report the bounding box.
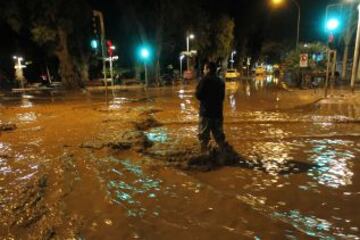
[0,77,360,239]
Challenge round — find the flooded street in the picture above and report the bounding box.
[1,78,360,239]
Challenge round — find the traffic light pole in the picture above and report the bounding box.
[324,50,337,98]
[93,10,108,90]
[144,62,148,88]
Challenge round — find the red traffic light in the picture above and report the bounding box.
[107,40,114,56]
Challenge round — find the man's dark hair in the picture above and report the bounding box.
[205,62,217,74]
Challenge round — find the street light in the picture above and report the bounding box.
[186,33,195,71]
[13,56,26,89]
[230,51,236,69]
[179,55,185,79]
[326,18,340,31]
[271,0,301,48]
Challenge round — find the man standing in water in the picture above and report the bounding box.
[196,62,226,153]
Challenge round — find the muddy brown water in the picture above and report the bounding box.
[1,78,360,239]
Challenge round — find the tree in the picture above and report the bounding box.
[1,0,92,89]
[260,41,292,64]
[195,15,235,65]
[283,42,328,71]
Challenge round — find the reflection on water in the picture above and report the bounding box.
[273,210,359,240]
[107,157,162,217]
[20,98,33,108]
[177,89,197,121]
[17,112,37,122]
[108,97,127,110]
[145,128,169,143]
[273,210,334,239]
[229,95,236,111]
[308,140,355,188]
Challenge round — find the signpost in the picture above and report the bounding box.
[299,53,309,68]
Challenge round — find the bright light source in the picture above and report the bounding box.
[272,0,284,5]
[13,56,17,59]
[189,34,195,39]
[326,18,340,31]
[91,39,98,49]
[141,48,150,59]
[110,46,116,50]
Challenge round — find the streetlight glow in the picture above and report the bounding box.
[272,0,284,5]
[141,48,150,59]
[270,0,301,48]
[326,18,340,31]
[189,34,195,39]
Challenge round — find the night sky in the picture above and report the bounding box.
[0,0,333,80]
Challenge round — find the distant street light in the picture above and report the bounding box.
[105,47,119,87]
[139,47,151,87]
[13,56,26,89]
[186,33,195,71]
[271,0,301,48]
[179,55,185,79]
[230,51,236,69]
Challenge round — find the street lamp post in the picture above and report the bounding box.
[230,51,236,69]
[106,55,118,87]
[186,34,195,71]
[179,55,185,79]
[272,0,301,48]
[13,56,26,89]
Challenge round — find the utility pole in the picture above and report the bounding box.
[186,33,195,71]
[290,0,301,48]
[351,4,360,91]
[93,10,107,89]
[342,3,355,81]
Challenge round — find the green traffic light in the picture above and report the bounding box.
[326,18,340,31]
[137,45,151,61]
[91,39,99,49]
[141,48,150,59]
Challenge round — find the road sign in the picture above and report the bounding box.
[247,57,251,66]
[300,53,308,68]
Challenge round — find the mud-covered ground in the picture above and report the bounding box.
[1,79,360,239]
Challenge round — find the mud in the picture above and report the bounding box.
[0,122,16,132]
[1,80,360,239]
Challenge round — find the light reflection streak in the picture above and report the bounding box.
[145,128,169,143]
[20,98,33,108]
[308,140,354,188]
[17,112,37,122]
[107,157,162,217]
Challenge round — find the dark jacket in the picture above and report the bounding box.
[195,74,225,119]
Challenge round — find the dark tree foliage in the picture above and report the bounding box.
[119,0,235,81]
[0,0,92,89]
